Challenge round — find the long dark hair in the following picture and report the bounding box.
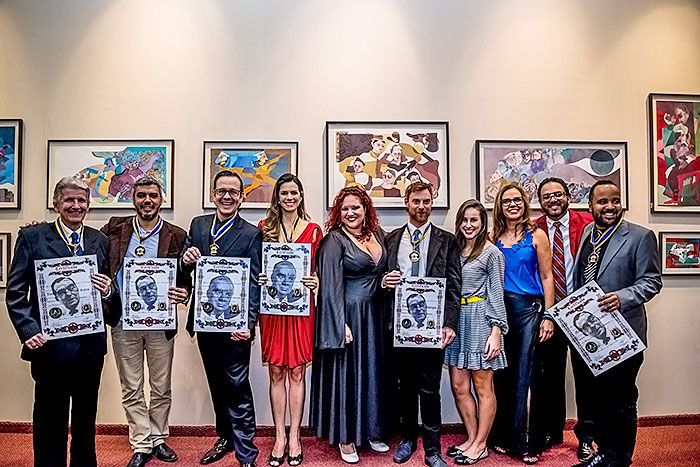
[491,182,536,243]
[325,186,379,241]
[454,199,489,262]
[261,173,310,241]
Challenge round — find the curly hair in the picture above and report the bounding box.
[491,182,536,243]
[325,186,379,241]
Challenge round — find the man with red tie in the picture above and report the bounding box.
[532,177,595,462]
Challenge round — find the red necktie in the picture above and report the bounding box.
[552,222,567,302]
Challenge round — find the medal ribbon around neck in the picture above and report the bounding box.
[405,222,432,248]
[54,218,83,255]
[589,216,623,251]
[132,216,163,243]
[281,217,300,243]
[211,213,238,245]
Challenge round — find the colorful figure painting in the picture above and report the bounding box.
[202,141,297,209]
[47,140,174,209]
[476,140,628,210]
[649,94,700,212]
[659,232,700,275]
[326,122,450,208]
[0,119,23,209]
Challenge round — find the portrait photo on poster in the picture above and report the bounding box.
[475,140,628,210]
[648,94,700,212]
[46,139,174,209]
[202,141,298,209]
[194,256,250,332]
[393,276,445,348]
[659,231,700,275]
[122,258,177,330]
[0,119,23,209]
[33,255,104,340]
[325,122,449,209]
[261,242,311,316]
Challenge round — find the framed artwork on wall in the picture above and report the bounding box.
[0,232,10,288]
[0,119,23,209]
[648,94,700,212]
[475,140,628,210]
[325,121,450,209]
[202,141,298,209]
[659,231,700,275]
[47,139,174,209]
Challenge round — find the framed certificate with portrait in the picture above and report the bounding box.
[393,276,445,348]
[193,256,250,332]
[122,258,177,330]
[260,242,311,316]
[546,281,645,376]
[34,255,104,340]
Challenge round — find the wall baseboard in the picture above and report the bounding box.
[1,414,699,436]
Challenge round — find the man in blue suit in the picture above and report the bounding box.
[6,177,113,467]
[572,180,662,467]
[180,170,262,467]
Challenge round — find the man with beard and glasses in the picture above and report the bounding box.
[382,181,460,467]
[533,177,595,461]
[571,180,662,467]
[101,176,191,467]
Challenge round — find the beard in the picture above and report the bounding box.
[137,204,159,221]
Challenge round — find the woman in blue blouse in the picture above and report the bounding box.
[488,183,554,465]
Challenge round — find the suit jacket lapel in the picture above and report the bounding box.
[598,221,628,277]
[215,216,244,257]
[568,212,579,257]
[158,222,174,257]
[47,224,73,257]
[425,227,444,275]
[386,225,405,270]
[120,218,134,260]
[83,226,100,255]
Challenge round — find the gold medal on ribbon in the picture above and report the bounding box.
[587,250,599,265]
[210,244,219,256]
[409,250,420,263]
[135,245,146,257]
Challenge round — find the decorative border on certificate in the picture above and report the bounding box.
[194,256,250,332]
[393,276,445,348]
[547,281,645,376]
[34,255,104,340]
[122,258,176,330]
[261,242,311,316]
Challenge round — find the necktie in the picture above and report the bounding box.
[552,222,566,302]
[411,228,421,277]
[70,232,84,256]
[583,230,601,284]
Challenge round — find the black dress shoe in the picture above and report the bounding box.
[241,463,257,467]
[445,445,463,458]
[577,441,596,463]
[201,438,233,464]
[572,453,608,467]
[393,439,416,464]
[127,452,152,467]
[153,442,178,462]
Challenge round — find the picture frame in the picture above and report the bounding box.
[202,141,298,209]
[475,140,629,210]
[47,139,175,209]
[648,93,700,212]
[0,232,10,288]
[658,231,700,276]
[0,119,23,209]
[325,121,450,209]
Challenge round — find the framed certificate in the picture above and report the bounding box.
[122,258,177,330]
[34,255,104,340]
[393,276,445,348]
[546,281,646,376]
[193,256,250,332]
[261,242,311,316]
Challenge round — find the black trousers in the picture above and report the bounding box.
[570,345,596,445]
[571,351,644,467]
[392,347,444,456]
[198,334,258,464]
[31,356,104,467]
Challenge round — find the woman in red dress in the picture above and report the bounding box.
[258,173,322,467]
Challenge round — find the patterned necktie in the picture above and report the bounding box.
[411,228,421,276]
[70,232,84,256]
[583,231,600,284]
[552,222,567,302]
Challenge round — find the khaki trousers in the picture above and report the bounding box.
[111,322,174,453]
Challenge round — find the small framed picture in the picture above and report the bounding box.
[0,119,23,209]
[47,139,175,209]
[659,231,700,275]
[202,141,298,209]
[0,232,10,288]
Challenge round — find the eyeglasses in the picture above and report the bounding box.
[501,197,524,206]
[214,188,242,198]
[541,191,566,202]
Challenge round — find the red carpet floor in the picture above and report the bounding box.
[0,425,698,466]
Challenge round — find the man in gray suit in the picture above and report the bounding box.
[571,180,662,467]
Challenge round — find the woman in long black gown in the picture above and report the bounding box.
[310,186,388,464]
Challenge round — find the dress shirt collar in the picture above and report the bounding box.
[546,210,570,231]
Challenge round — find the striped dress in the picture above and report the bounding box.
[444,244,509,370]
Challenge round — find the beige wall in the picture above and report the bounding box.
[1,0,699,426]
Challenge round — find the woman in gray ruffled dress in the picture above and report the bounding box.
[444,199,508,466]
